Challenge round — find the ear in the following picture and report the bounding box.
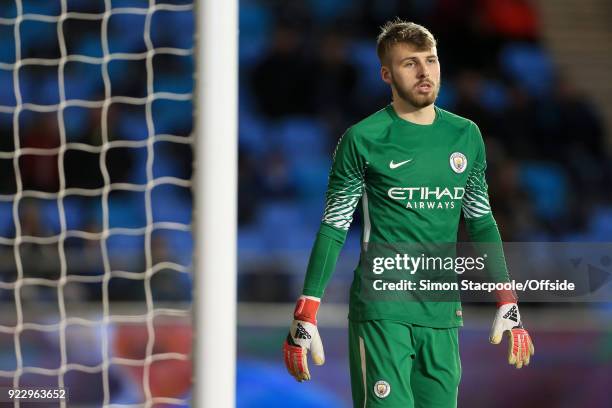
[380,65,392,85]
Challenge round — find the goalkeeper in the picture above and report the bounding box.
[282,19,534,407]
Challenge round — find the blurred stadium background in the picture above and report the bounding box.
[0,0,611,407]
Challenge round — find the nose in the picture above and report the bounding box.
[417,62,429,78]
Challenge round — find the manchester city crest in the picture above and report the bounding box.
[449,152,467,174]
[374,380,391,398]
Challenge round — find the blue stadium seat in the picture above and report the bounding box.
[519,162,568,220]
[43,76,61,105]
[435,81,457,110]
[73,35,104,59]
[20,75,60,106]
[63,106,91,142]
[106,194,146,229]
[125,146,148,184]
[107,13,147,53]
[153,228,193,265]
[237,360,348,408]
[499,43,554,98]
[151,150,177,178]
[0,202,15,238]
[151,186,191,225]
[152,99,192,135]
[0,113,10,131]
[480,79,510,113]
[62,197,87,231]
[38,199,61,236]
[19,20,57,53]
[154,73,193,94]
[257,202,317,250]
[106,234,145,257]
[348,41,388,96]
[106,0,149,8]
[0,69,15,106]
[588,207,612,241]
[0,2,17,18]
[309,0,354,21]
[239,112,271,156]
[64,76,97,101]
[239,3,272,65]
[150,10,194,49]
[258,202,305,231]
[291,157,329,200]
[296,200,326,225]
[117,112,149,141]
[0,34,16,63]
[22,1,60,15]
[65,61,104,100]
[274,118,328,158]
[238,226,266,253]
[35,197,88,234]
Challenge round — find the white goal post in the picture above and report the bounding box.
[195,0,238,407]
[0,0,238,406]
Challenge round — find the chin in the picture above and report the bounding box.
[410,95,437,108]
[395,85,438,108]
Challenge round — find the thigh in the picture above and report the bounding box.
[410,326,461,408]
[348,320,415,408]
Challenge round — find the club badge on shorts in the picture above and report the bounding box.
[374,380,391,398]
[450,152,467,173]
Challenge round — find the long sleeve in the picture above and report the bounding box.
[302,128,366,298]
[462,124,511,284]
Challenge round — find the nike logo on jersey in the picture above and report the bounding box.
[389,159,412,169]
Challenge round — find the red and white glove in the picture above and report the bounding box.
[490,302,535,368]
[283,296,325,382]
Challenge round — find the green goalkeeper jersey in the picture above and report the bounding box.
[302,104,510,328]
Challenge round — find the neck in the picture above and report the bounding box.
[392,98,436,125]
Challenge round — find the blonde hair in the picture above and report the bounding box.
[376,19,437,64]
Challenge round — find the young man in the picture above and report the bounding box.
[283,20,534,407]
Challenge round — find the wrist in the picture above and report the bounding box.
[294,295,320,325]
[495,289,518,308]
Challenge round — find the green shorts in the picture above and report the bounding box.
[349,319,461,408]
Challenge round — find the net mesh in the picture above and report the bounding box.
[0,0,194,406]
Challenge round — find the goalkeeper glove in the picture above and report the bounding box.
[283,295,325,382]
[490,302,535,368]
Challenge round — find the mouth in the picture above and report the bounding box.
[416,82,433,92]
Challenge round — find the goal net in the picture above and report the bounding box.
[0,0,201,406]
